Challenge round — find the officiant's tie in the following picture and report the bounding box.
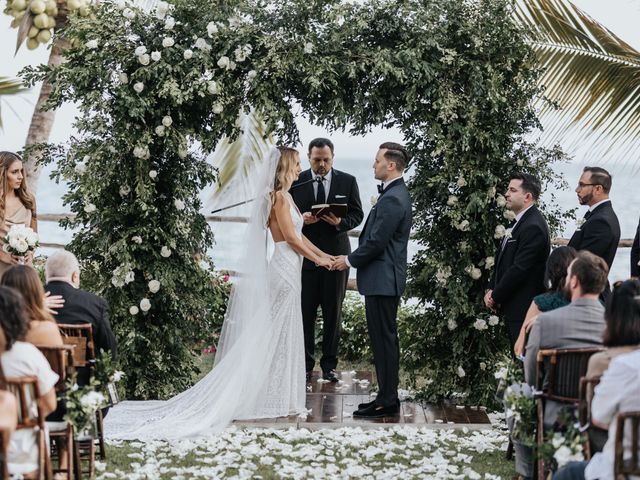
[316,176,326,204]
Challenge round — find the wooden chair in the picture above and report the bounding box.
[535,347,605,480]
[5,375,52,480]
[614,411,640,479]
[37,344,76,480]
[58,323,106,462]
[578,375,607,459]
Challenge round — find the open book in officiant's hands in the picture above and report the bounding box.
[310,203,348,218]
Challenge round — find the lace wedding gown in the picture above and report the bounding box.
[104,195,306,440]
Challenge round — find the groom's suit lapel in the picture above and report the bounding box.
[360,178,405,242]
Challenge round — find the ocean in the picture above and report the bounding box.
[36,158,639,284]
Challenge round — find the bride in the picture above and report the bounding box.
[105,146,334,440]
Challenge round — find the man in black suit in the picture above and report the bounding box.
[333,142,412,418]
[485,173,550,350]
[44,250,118,368]
[567,166,620,299]
[632,218,640,277]
[290,138,363,382]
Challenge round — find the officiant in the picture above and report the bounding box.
[290,138,364,382]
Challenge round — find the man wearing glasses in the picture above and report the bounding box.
[568,166,620,300]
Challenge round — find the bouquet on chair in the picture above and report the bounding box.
[3,224,39,262]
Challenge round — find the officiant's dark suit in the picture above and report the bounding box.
[290,139,363,379]
[488,176,550,350]
[567,167,620,300]
[632,217,640,277]
[347,144,412,413]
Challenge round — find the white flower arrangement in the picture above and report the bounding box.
[155,125,165,136]
[122,7,135,20]
[488,315,499,326]
[140,298,151,312]
[162,115,173,127]
[129,305,139,315]
[149,170,158,179]
[576,217,586,229]
[138,53,150,65]
[75,161,87,174]
[473,318,487,330]
[217,55,230,69]
[195,38,209,51]
[160,246,172,257]
[494,224,506,239]
[435,265,452,285]
[148,280,161,293]
[504,227,513,240]
[3,225,39,257]
[162,37,175,48]
[456,175,467,188]
[207,81,219,94]
[134,45,147,56]
[151,51,161,62]
[206,21,218,37]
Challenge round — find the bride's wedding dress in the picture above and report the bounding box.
[104,151,306,440]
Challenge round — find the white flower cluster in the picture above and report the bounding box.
[133,145,150,159]
[79,390,105,411]
[234,44,252,62]
[484,256,495,269]
[464,264,482,280]
[3,224,39,255]
[503,209,516,221]
[455,219,470,231]
[111,264,135,288]
[494,224,506,239]
[435,265,452,286]
[446,195,458,206]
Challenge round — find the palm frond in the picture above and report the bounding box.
[207,110,274,212]
[0,76,27,128]
[514,0,640,167]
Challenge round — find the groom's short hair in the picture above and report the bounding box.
[308,138,334,155]
[379,142,409,171]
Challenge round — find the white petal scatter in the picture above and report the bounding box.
[99,426,507,479]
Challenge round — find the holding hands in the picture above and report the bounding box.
[316,254,349,271]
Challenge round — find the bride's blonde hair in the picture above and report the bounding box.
[273,147,299,192]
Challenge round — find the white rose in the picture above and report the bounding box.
[303,42,313,54]
[212,103,223,114]
[456,175,467,187]
[115,0,126,9]
[122,7,135,19]
[479,362,486,370]
[119,185,130,196]
[456,219,470,231]
[496,194,506,207]
[124,271,135,284]
[447,319,457,330]
[553,446,573,468]
[247,70,257,80]
[164,16,175,30]
[140,298,151,312]
[178,147,188,159]
[84,203,96,213]
[112,371,124,382]
[162,37,174,48]
[133,82,144,93]
[516,158,524,166]
[217,56,230,69]
[194,38,207,50]
[118,72,129,84]
[503,209,516,221]
[162,115,172,127]
[131,235,142,244]
[457,366,466,378]
[134,45,147,56]
[155,0,168,18]
[485,256,495,269]
[133,145,149,159]
[183,49,193,60]
[207,81,218,94]
[488,315,499,326]
[17,239,28,253]
[138,53,150,65]
[148,280,161,293]
[174,199,185,210]
[160,246,171,257]
[75,162,87,174]
[151,51,161,62]
[473,319,488,331]
[494,367,508,380]
[552,434,564,449]
[465,265,482,280]
[447,195,458,206]
[86,39,98,49]
[26,231,38,247]
[149,170,158,179]
[494,224,506,239]
[206,21,218,37]
[155,125,165,136]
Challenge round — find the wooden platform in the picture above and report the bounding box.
[233,371,491,430]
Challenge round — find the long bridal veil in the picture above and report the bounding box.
[105,148,283,440]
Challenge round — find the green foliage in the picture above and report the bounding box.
[20,0,569,403]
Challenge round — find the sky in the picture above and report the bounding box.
[2,0,640,158]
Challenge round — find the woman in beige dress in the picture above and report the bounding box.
[0,152,37,278]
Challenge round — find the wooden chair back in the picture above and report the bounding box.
[5,375,49,480]
[536,347,606,403]
[58,324,96,369]
[36,345,75,392]
[615,411,640,478]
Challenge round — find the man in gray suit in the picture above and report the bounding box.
[524,250,608,426]
[333,142,412,418]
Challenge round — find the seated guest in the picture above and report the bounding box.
[524,250,609,428]
[583,278,640,454]
[0,265,63,347]
[0,286,58,478]
[44,250,117,362]
[514,246,577,356]
[554,349,640,480]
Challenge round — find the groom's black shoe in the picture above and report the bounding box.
[358,398,400,410]
[353,402,400,418]
[323,370,339,383]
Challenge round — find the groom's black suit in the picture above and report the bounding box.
[348,177,412,408]
[290,168,363,374]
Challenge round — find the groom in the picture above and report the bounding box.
[333,142,412,417]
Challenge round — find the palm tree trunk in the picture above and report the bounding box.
[22,36,68,195]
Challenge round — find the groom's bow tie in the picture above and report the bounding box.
[377,183,384,194]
